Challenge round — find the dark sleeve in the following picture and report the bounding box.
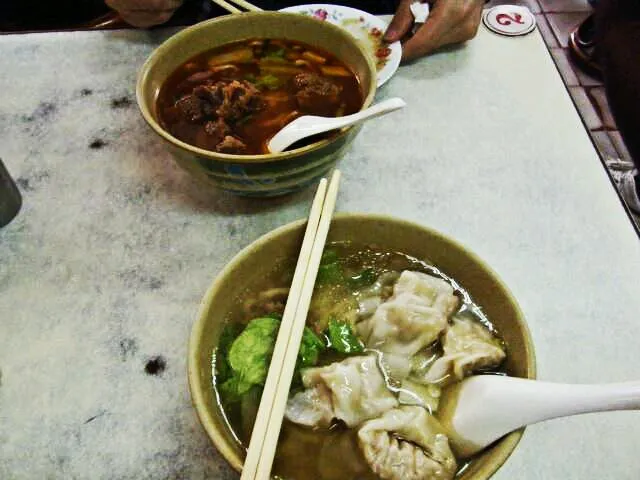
[595,0,640,165]
[0,0,109,30]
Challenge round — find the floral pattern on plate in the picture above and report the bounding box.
[279,4,402,87]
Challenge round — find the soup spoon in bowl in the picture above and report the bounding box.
[267,97,406,153]
[436,374,640,459]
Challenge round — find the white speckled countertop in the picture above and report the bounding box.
[1,20,639,480]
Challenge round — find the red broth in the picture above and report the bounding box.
[156,39,364,155]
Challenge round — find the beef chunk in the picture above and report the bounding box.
[172,79,263,153]
[204,118,231,145]
[184,82,228,120]
[193,83,224,116]
[216,80,262,122]
[175,79,262,125]
[175,94,207,122]
[292,73,341,116]
[216,135,247,154]
[292,72,334,90]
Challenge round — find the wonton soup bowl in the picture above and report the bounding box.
[137,12,377,197]
[188,213,536,480]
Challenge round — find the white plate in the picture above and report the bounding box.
[279,3,401,87]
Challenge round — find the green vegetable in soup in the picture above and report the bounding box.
[220,315,326,403]
[316,249,344,285]
[219,375,254,403]
[316,262,343,285]
[215,322,244,382]
[317,250,377,290]
[291,327,326,387]
[259,64,304,77]
[228,316,280,386]
[320,249,339,265]
[255,74,282,91]
[220,316,280,402]
[298,327,325,368]
[326,317,364,354]
[265,47,286,59]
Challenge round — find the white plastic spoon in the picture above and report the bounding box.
[267,97,406,153]
[436,375,640,459]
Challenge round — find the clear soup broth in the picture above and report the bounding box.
[212,242,507,480]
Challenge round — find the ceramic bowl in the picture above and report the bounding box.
[188,213,536,479]
[136,12,377,197]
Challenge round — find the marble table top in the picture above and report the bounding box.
[1,20,639,480]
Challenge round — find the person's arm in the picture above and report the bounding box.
[105,0,185,27]
[384,0,485,62]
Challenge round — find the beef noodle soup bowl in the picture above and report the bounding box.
[137,12,377,197]
[189,214,536,480]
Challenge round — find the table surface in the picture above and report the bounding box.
[1,18,639,480]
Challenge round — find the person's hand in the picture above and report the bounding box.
[105,0,184,27]
[384,0,485,62]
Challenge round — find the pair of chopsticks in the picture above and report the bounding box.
[240,170,342,480]
[210,0,262,14]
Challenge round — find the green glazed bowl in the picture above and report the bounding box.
[136,12,377,197]
[188,213,536,479]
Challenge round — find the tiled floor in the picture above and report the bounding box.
[487,0,639,230]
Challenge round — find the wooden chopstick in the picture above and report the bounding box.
[254,170,342,480]
[228,0,263,11]
[240,175,331,480]
[209,0,263,14]
[211,0,242,13]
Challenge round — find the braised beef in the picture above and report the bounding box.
[177,80,260,124]
[292,73,342,116]
[171,79,261,153]
[217,135,247,154]
[193,83,223,116]
[216,80,262,121]
[292,73,327,90]
[204,118,231,145]
[175,94,206,123]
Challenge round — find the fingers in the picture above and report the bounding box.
[400,0,484,62]
[118,10,176,27]
[105,0,183,10]
[400,5,448,61]
[105,0,184,27]
[384,0,415,42]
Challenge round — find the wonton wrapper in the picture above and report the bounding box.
[421,316,506,385]
[285,355,398,428]
[394,271,459,318]
[357,271,459,361]
[358,405,457,480]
